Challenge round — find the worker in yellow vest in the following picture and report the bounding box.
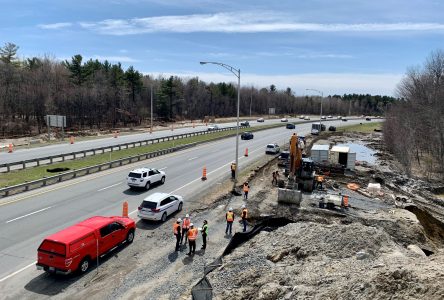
[173,218,182,251]
[243,182,250,200]
[225,207,235,235]
[186,223,198,255]
[180,214,191,245]
[241,204,248,232]
[231,162,236,179]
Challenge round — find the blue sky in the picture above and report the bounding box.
[1,0,443,96]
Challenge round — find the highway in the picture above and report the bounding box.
[0,116,328,165]
[0,118,373,295]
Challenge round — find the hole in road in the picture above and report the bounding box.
[47,167,70,173]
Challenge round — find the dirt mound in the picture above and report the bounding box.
[208,221,444,300]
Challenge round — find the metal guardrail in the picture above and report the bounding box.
[0,126,246,173]
[0,143,196,198]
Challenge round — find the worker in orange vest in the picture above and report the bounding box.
[241,204,248,232]
[173,218,182,251]
[225,207,235,235]
[186,223,198,255]
[316,175,324,189]
[243,182,250,200]
[181,214,191,245]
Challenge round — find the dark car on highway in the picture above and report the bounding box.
[286,123,295,129]
[241,132,254,140]
[365,117,371,121]
[240,121,250,126]
[328,126,336,131]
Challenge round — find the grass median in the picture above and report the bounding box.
[0,124,282,188]
[338,121,382,133]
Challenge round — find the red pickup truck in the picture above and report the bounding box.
[37,216,136,274]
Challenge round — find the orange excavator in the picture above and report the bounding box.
[289,133,315,192]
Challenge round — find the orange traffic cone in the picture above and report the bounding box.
[201,167,207,181]
[244,148,248,157]
[8,143,13,153]
[69,136,74,144]
[122,201,128,217]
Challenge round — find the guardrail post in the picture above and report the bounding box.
[83,151,86,157]
[5,190,9,197]
[119,145,121,150]
[62,156,65,162]
[50,157,53,163]
[22,162,26,169]
[36,160,40,166]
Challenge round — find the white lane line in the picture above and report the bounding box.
[188,157,198,161]
[97,182,122,192]
[0,261,37,283]
[159,167,167,170]
[5,206,52,224]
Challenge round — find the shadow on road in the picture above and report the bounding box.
[122,182,164,196]
[24,243,131,296]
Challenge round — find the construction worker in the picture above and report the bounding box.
[316,175,324,189]
[173,218,182,251]
[272,171,277,186]
[201,220,208,250]
[181,214,191,245]
[187,223,198,255]
[225,207,235,235]
[230,162,236,179]
[243,182,250,200]
[241,204,248,232]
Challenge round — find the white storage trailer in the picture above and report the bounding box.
[311,144,330,163]
[330,146,356,170]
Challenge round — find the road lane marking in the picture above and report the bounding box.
[0,261,37,283]
[159,167,167,170]
[97,182,122,192]
[188,157,198,161]
[5,206,52,223]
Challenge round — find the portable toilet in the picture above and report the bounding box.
[330,145,356,170]
[311,144,330,163]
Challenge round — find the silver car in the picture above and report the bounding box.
[138,192,184,222]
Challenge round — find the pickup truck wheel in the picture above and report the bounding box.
[178,202,183,211]
[145,182,150,190]
[161,212,167,222]
[160,177,165,184]
[79,257,90,274]
[126,230,135,244]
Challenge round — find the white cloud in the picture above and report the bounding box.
[76,12,444,35]
[91,55,138,63]
[146,71,402,96]
[38,22,72,29]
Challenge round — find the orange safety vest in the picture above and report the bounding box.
[317,176,324,182]
[242,208,248,219]
[343,195,349,207]
[231,164,236,171]
[173,223,180,235]
[188,228,198,241]
[226,211,234,222]
[182,218,190,229]
[243,185,249,192]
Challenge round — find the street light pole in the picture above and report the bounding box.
[150,85,153,134]
[306,88,323,130]
[200,61,241,189]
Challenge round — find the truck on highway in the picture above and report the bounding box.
[37,216,135,275]
[311,123,326,135]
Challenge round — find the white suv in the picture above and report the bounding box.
[138,192,184,222]
[127,167,166,190]
[265,143,280,154]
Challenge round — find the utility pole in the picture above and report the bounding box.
[249,87,253,117]
[348,100,352,116]
[150,85,153,134]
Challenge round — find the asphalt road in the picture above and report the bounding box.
[0,116,333,165]
[0,117,374,296]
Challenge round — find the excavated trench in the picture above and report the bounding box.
[405,205,444,252]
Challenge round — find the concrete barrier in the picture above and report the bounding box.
[277,188,302,205]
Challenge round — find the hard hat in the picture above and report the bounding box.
[241,204,246,208]
[229,207,233,211]
[186,214,189,218]
[190,223,194,227]
[177,218,182,222]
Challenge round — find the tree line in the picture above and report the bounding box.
[384,49,444,180]
[0,42,395,137]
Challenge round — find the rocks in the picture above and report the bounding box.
[356,250,369,260]
[407,245,427,257]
